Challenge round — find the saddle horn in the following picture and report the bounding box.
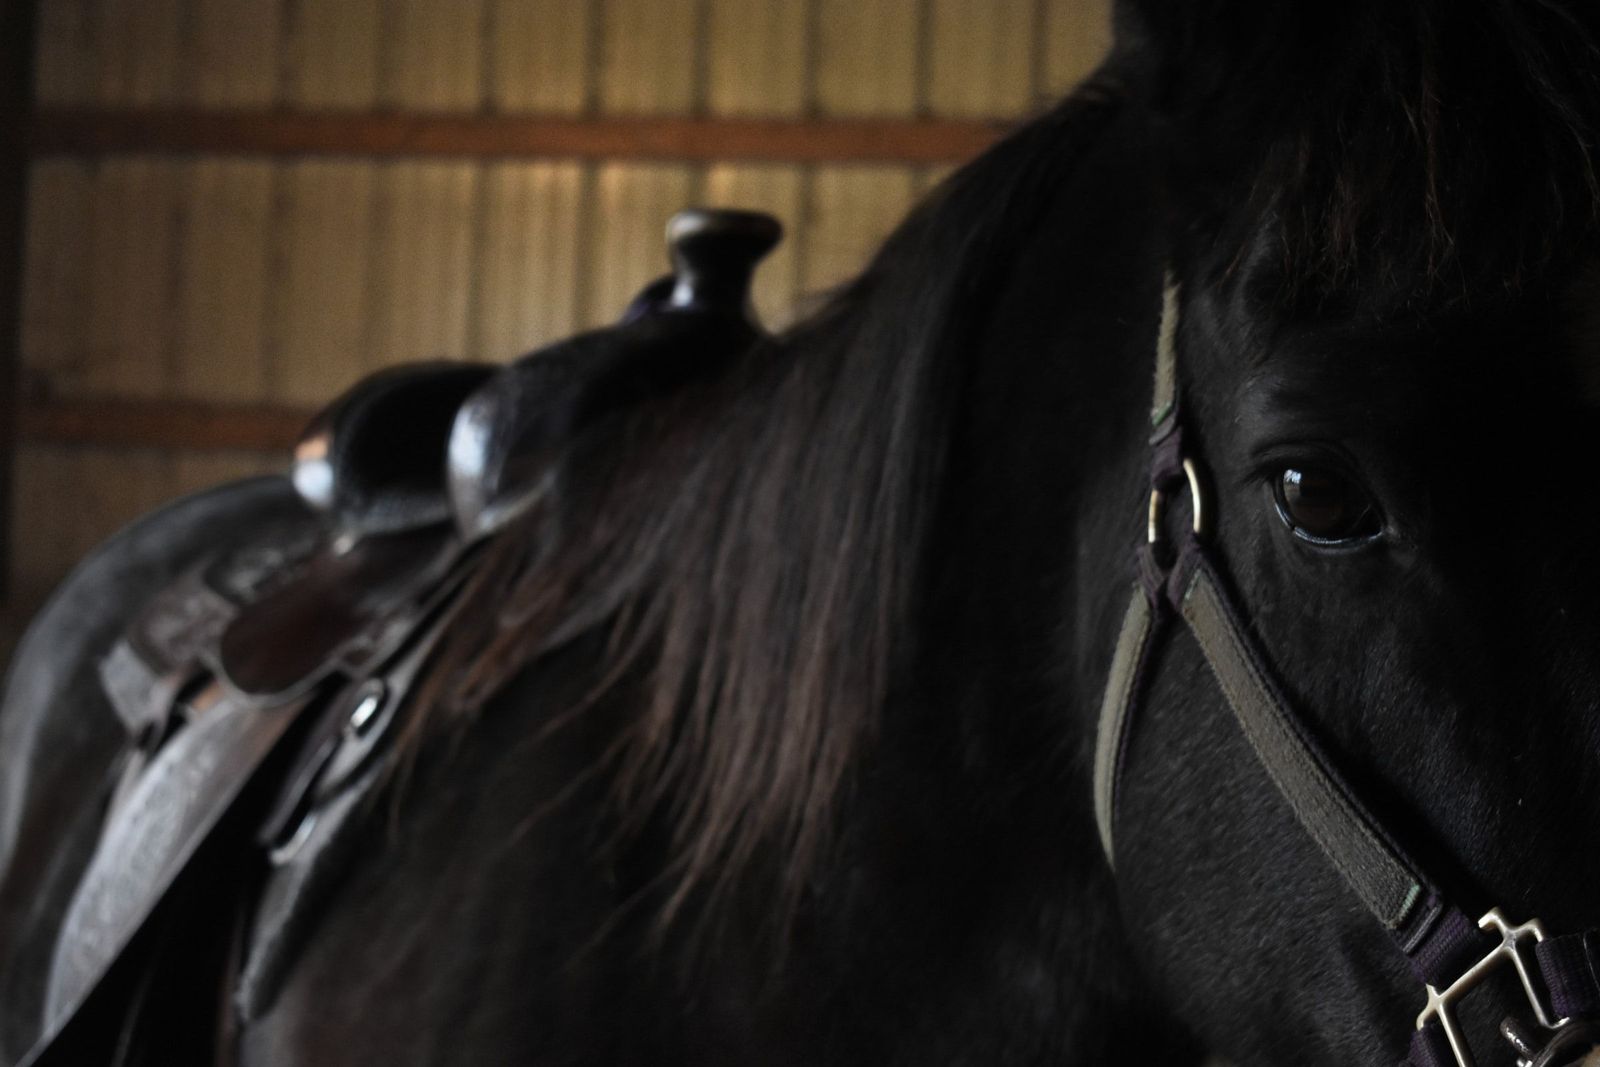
[664,208,782,320]
[448,207,784,541]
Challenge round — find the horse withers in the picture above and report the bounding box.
[8,2,1600,1064]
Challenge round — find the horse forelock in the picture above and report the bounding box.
[1148,0,1600,315]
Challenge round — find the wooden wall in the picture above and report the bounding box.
[14,0,1111,601]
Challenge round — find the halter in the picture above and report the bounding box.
[1093,275,1600,1067]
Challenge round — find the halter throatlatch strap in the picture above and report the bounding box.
[1092,271,1600,1067]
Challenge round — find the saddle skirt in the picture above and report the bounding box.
[35,486,471,1063]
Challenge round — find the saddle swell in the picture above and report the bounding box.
[9,208,783,1066]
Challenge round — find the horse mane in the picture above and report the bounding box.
[407,0,1600,934]
[407,78,1125,928]
[1131,0,1600,308]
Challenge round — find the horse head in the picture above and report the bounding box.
[1074,2,1600,1063]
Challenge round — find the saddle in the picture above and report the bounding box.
[22,209,783,1066]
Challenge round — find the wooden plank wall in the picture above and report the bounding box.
[15,0,1111,601]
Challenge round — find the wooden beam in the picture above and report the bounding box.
[29,110,1008,164]
[20,398,311,452]
[0,0,40,598]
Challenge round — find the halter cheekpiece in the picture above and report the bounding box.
[1092,272,1600,1067]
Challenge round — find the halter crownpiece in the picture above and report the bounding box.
[1092,272,1600,1067]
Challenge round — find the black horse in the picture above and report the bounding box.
[7,1,1600,1064]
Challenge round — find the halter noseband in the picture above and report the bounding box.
[1093,275,1600,1067]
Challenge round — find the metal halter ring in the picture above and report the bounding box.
[1146,457,1206,545]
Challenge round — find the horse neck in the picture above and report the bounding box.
[807,102,1189,1056]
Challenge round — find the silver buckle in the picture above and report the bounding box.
[1416,909,1570,1067]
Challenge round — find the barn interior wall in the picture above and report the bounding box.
[12,0,1110,610]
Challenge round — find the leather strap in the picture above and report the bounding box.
[1093,534,1460,963]
[1150,277,1179,429]
[1179,554,1427,931]
[1092,275,1181,868]
[1407,1023,1457,1067]
[1091,590,1155,866]
[1539,933,1600,1021]
[235,584,464,1023]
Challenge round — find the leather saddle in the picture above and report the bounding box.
[22,208,783,1066]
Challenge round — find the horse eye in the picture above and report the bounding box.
[1273,467,1383,546]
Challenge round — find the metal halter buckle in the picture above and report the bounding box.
[1146,457,1206,545]
[1416,909,1570,1067]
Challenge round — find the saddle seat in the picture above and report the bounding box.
[292,361,496,541]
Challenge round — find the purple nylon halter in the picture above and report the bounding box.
[1092,277,1600,1067]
